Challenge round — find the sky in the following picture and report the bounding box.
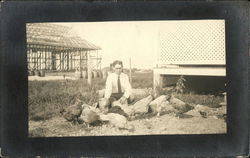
[55,21,160,69]
[53,20,225,69]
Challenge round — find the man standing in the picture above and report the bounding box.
[104,60,132,107]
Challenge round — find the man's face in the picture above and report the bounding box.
[114,64,122,75]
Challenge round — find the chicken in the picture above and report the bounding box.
[156,101,170,117]
[195,104,226,120]
[60,99,83,124]
[98,98,110,114]
[216,113,227,122]
[132,95,153,116]
[99,113,133,130]
[158,101,176,115]
[111,100,133,117]
[79,104,100,128]
[149,95,170,116]
[112,100,128,107]
[199,111,207,118]
[109,106,128,118]
[168,95,194,117]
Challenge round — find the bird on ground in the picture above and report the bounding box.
[97,98,110,114]
[196,104,226,120]
[99,113,133,130]
[60,99,83,124]
[199,111,208,118]
[156,100,171,117]
[168,94,194,118]
[216,113,227,122]
[79,104,100,128]
[149,95,170,116]
[109,106,128,118]
[132,95,153,116]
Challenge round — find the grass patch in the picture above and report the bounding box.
[29,71,224,121]
[131,71,153,88]
[174,93,223,108]
[28,78,105,121]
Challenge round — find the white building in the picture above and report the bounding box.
[153,20,226,91]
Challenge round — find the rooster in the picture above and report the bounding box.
[60,99,83,124]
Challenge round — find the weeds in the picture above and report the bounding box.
[28,79,105,121]
[175,75,186,93]
[174,93,223,108]
[131,71,153,88]
[29,71,224,121]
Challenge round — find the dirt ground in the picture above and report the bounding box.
[29,107,226,137]
[28,73,226,137]
[28,75,76,81]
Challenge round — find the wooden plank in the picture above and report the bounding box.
[45,49,47,70]
[153,67,226,76]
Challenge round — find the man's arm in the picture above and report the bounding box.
[104,75,112,99]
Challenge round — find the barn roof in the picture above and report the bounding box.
[26,23,100,50]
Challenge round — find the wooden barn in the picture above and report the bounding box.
[26,23,101,71]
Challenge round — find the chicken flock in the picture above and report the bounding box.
[60,93,226,129]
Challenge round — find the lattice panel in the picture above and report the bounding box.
[158,20,225,65]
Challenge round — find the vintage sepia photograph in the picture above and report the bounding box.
[27,20,227,137]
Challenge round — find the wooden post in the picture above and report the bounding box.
[35,50,38,70]
[40,51,42,70]
[59,51,61,70]
[45,48,47,70]
[100,57,102,70]
[87,51,92,86]
[153,72,163,89]
[129,58,132,83]
[79,51,82,70]
[31,49,34,69]
[67,51,69,70]
[72,52,74,70]
[40,50,42,70]
[50,51,52,70]
[51,51,53,70]
[70,53,73,70]
[61,50,65,70]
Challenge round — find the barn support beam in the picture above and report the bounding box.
[36,49,38,70]
[79,51,82,71]
[67,51,69,70]
[87,51,92,85]
[73,52,75,70]
[45,49,47,70]
[27,44,100,72]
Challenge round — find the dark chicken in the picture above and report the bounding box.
[60,99,83,124]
